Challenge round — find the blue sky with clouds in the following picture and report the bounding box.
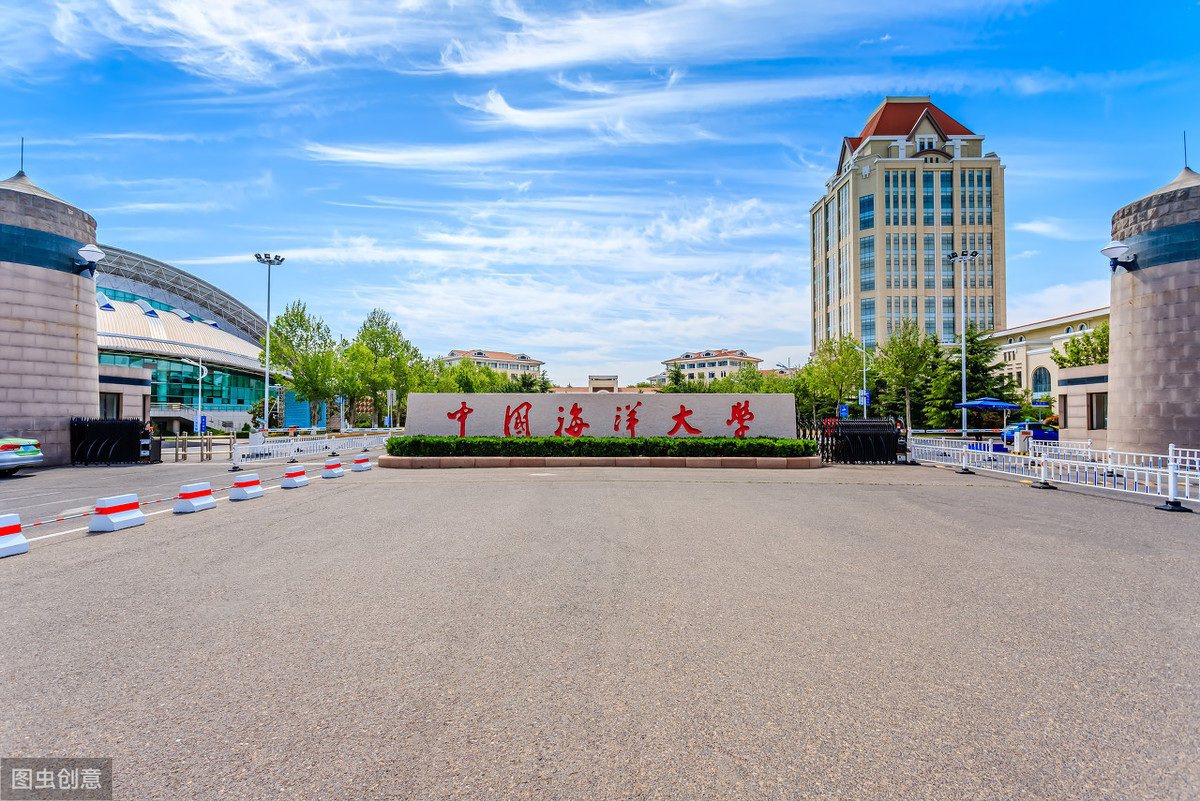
[3,0,1198,385]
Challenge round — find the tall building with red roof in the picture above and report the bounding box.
[810,97,1006,350]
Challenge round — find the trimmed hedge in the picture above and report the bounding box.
[386,435,818,458]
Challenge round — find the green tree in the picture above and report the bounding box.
[355,308,422,425]
[1050,321,1109,367]
[875,319,938,430]
[262,300,336,427]
[923,324,1018,429]
[731,361,766,393]
[807,336,867,408]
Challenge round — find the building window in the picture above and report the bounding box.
[860,236,875,291]
[942,234,954,289]
[861,298,876,349]
[925,296,936,336]
[859,195,874,230]
[1065,326,1073,333]
[100,392,121,419]
[922,172,934,226]
[943,296,955,340]
[1088,392,1108,430]
[923,233,935,288]
[1016,371,1022,387]
[1032,367,1051,396]
[1059,395,1069,428]
[940,171,953,226]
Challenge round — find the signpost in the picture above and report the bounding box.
[1032,399,1050,421]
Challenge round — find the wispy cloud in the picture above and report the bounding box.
[437,0,1004,75]
[1006,280,1111,328]
[1013,217,1105,241]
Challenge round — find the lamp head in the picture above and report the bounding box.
[969,250,979,258]
[948,251,959,260]
[1100,240,1129,260]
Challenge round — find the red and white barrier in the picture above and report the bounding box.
[0,513,30,558]
[174,482,217,514]
[89,494,146,533]
[229,474,264,501]
[352,455,372,472]
[322,458,344,479]
[281,466,309,489]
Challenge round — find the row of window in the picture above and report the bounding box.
[99,352,264,407]
[828,169,994,242]
[857,233,995,293]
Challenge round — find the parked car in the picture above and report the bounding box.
[1001,421,1058,447]
[0,435,43,477]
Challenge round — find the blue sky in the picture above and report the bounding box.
[3,0,1198,386]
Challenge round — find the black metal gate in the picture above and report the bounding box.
[70,418,146,465]
[798,417,901,464]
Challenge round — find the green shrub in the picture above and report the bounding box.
[386,436,817,458]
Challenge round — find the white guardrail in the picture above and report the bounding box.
[908,436,1200,510]
[232,433,394,470]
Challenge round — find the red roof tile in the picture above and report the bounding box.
[857,97,974,140]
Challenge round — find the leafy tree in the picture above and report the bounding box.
[666,363,685,388]
[807,336,868,407]
[875,319,938,430]
[731,361,766,393]
[923,324,1018,429]
[262,300,336,427]
[1050,321,1109,367]
[354,308,422,425]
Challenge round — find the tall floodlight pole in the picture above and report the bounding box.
[180,356,208,431]
[948,251,979,437]
[255,253,285,430]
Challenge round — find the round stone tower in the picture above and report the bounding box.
[0,171,101,465]
[1107,167,1200,454]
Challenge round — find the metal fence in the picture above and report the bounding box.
[231,432,393,470]
[909,436,1199,511]
[799,417,901,464]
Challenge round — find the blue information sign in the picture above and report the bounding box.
[199,415,207,433]
[838,404,849,418]
[1031,400,1050,407]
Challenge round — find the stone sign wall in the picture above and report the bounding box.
[405,393,797,439]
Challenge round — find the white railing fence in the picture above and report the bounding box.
[232,433,394,470]
[908,436,1199,511]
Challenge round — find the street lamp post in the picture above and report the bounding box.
[254,253,285,431]
[849,341,869,418]
[180,356,208,433]
[947,250,979,437]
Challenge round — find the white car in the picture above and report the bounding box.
[0,435,43,477]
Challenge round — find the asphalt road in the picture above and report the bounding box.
[2,464,1198,800]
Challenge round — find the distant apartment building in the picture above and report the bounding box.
[438,349,544,381]
[658,348,762,384]
[810,96,1007,350]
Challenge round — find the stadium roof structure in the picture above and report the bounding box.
[96,244,265,345]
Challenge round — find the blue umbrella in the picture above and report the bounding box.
[954,397,1020,410]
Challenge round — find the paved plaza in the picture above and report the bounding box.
[2,463,1199,799]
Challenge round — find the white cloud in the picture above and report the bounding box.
[436,0,1008,75]
[1006,280,1111,328]
[1013,217,1106,241]
[1011,250,1041,260]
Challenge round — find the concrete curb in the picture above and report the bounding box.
[377,454,823,470]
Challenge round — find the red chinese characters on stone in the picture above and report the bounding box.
[615,401,641,438]
[504,402,533,437]
[447,401,474,437]
[668,404,702,436]
[726,400,754,438]
[555,403,590,438]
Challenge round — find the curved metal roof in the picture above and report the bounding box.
[95,244,265,344]
[97,298,262,373]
